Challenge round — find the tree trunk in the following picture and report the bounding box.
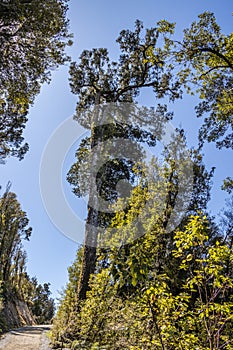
[78,206,100,299]
[77,105,103,300]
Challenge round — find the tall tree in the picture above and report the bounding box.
[0,184,31,289]
[0,0,72,162]
[52,13,233,348]
[68,20,182,300]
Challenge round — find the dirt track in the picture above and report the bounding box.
[0,325,52,350]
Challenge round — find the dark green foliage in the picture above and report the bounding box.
[0,0,72,162]
[69,20,180,119]
[0,186,55,329]
[29,278,55,324]
[0,184,31,291]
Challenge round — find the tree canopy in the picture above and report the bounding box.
[175,12,233,149]
[0,0,72,162]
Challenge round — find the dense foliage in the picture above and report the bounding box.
[0,184,31,296]
[0,186,55,330]
[175,12,233,150]
[51,12,233,350]
[0,0,72,162]
[28,278,55,325]
[52,212,233,349]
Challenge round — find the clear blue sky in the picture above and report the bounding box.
[1,0,232,300]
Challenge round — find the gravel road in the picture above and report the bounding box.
[0,325,52,350]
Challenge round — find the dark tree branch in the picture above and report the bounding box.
[198,47,233,70]
[199,65,231,78]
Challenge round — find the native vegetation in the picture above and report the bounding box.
[0,3,232,348]
[0,185,55,331]
[51,12,233,350]
[0,0,71,331]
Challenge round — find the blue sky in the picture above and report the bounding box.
[1,0,232,300]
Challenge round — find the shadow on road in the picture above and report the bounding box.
[10,325,51,336]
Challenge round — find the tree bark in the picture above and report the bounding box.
[77,105,103,300]
[77,207,99,299]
